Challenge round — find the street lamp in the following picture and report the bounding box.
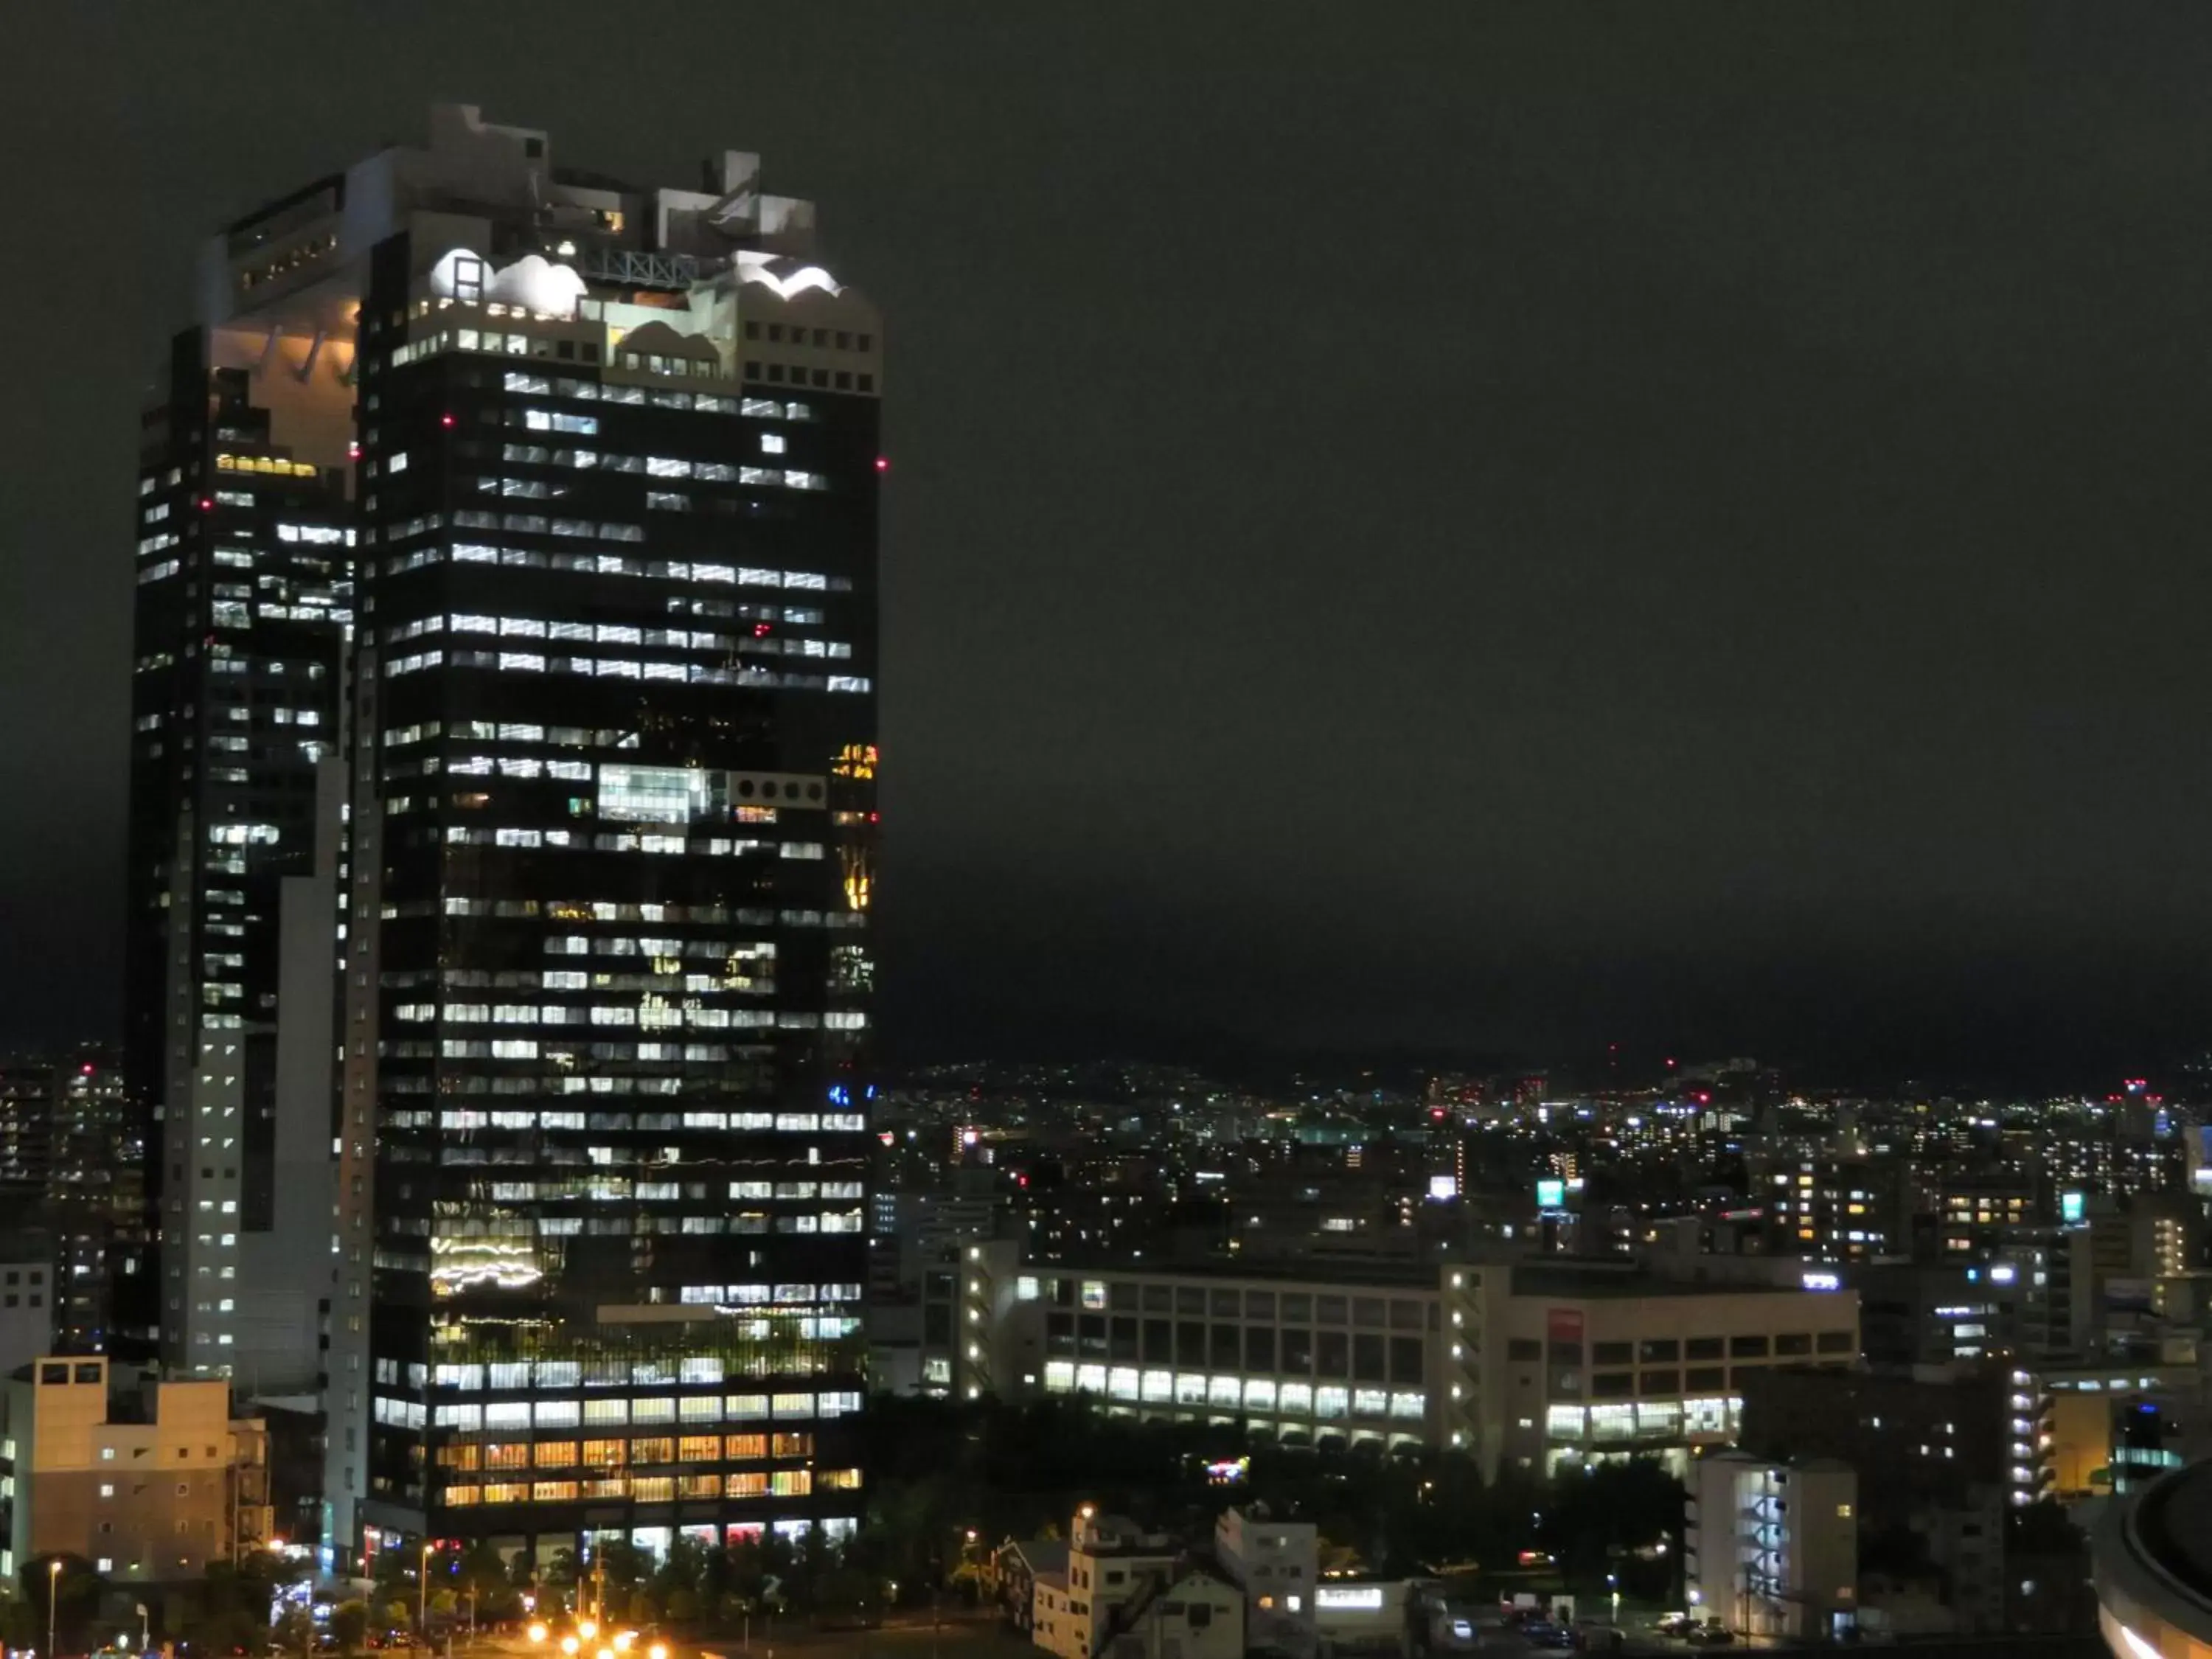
[47,1558,61,1659]
[418,1543,434,1658]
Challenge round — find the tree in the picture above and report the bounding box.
[0,1592,36,1653]
[1540,1458,1686,1598]
[274,1605,315,1656]
[187,1556,281,1655]
[330,1600,371,1658]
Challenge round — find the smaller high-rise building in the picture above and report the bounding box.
[1686,1451,1858,1642]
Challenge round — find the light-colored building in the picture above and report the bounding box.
[1686,1451,1857,1642]
[0,1356,273,1583]
[0,1237,56,1381]
[1031,1509,1242,1659]
[1214,1504,1317,1658]
[951,1246,1858,1481]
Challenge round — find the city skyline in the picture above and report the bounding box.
[0,10,2202,1650]
[13,8,2212,1084]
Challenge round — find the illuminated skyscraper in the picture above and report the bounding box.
[138,105,880,1559]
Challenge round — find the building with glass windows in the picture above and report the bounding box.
[942,1245,1857,1481]
[128,290,354,1390]
[138,104,878,1562]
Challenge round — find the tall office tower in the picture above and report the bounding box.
[161,105,882,1557]
[126,261,354,1390]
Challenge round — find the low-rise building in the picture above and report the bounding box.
[1686,1451,1858,1642]
[947,1247,1859,1481]
[1031,1509,1242,1659]
[1214,1504,1318,1658]
[995,1538,1071,1634]
[0,1356,272,1582]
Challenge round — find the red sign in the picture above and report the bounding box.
[1547,1307,1584,1345]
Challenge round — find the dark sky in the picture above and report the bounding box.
[6,4,2211,1085]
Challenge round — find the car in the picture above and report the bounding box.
[1525,1624,1576,1650]
[1686,1626,1735,1647]
[1655,1613,1697,1637]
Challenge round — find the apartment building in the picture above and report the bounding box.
[1031,1508,1243,1659]
[1686,1451,1858,1641]
[0,1356,272,1583]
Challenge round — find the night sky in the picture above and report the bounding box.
[6,5,2212,1085]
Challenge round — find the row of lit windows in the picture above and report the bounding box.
[214,452,320,479]
[442,829,824,862]
[393,1107,866,1135]
[438,1431,817,1469]
[1545,1399,1742,1441]
[490,442,827,492]
[380,533,848,594]
[440,1469,853,1506]
[381,1208,858,1241]
[422,1026,865,1062]
[408,897,799,925]
[488,370,815,420]
[390,973,768,1002]
[381,644,869,695]
[383,718,804,749]
[1043,1364,1426,1420]
[395,1002,815,1029]
[399,1388,860,1430]
[475,462,828,495]
[378,1079,837,1108]
[386,615,838,654]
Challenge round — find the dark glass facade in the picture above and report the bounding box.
[341,232,877,1549]
[125,333,351,1371]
